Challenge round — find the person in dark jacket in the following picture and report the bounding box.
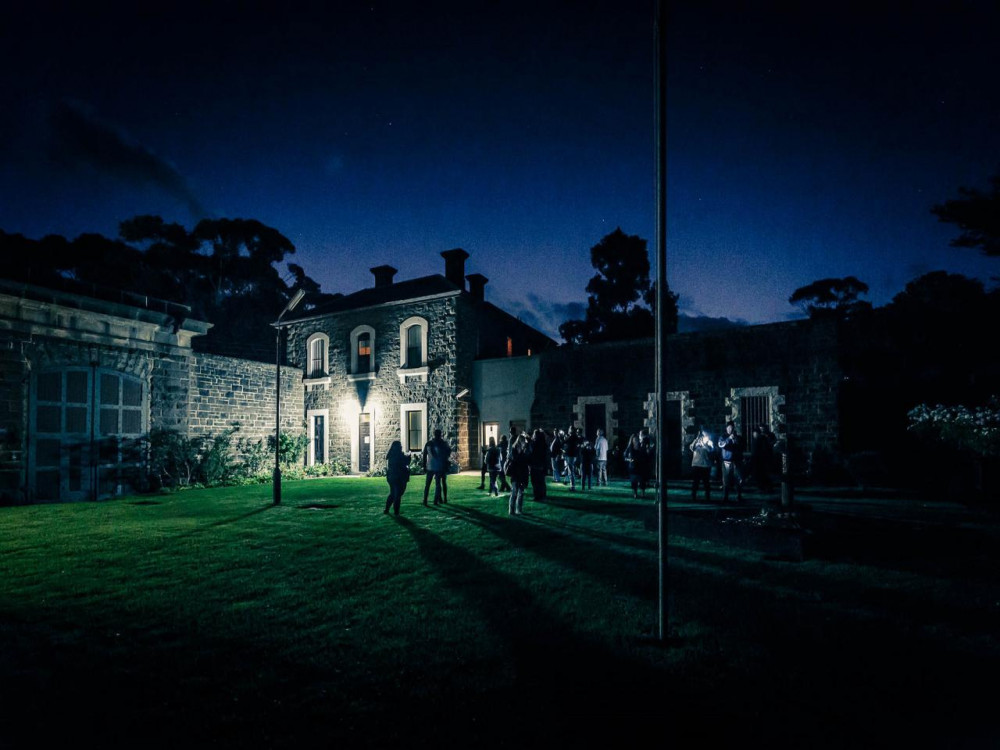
[718,420,744,503]
[579,439,595,491]
[549,430,565,484]
[383,440,410,515]
[422,429,452,505]
[504,433,530,515]
[498,434,511,492]
[624,433,652,499]
[528,428,550,501]
[563,426,581,491]
[484,437,502,496]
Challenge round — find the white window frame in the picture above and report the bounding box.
[307,409,329,466]
[400,402,427,454]
[348,324,377,382]
[397,316,429,383]
[304,332,330,384]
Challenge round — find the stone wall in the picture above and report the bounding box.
[188,354,304,442]
[531,318,842,475]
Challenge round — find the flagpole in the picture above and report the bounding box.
[654,0,669,642]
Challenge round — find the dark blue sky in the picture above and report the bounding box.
[2,1,999,338]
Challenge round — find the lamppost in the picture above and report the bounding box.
[274,289,307,505]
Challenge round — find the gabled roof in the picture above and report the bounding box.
[285,274,462,322]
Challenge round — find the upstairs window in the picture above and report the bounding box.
[406,325,421,368]
[305,333,329,379]
[358,333,371,371]
[398,316,428,372]
[350,325,377,379]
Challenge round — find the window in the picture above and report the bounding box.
[305,333,329,379]
[406,325,421,367]
[349,325,376,379]
[400,402,427,453]
[398,317,429,383]
[506,336,513,357]
[358,333,371,371]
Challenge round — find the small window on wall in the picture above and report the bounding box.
[406,325,421,367]
[399,316,428,369]
[350,325,376,377]
[400,402,427,453]
[358,333,371,371]
[306,333,329,379]
[506,337,513,357]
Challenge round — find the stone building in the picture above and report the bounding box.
[280,249,556,473]
[476,316,843,479]
[0,278,303,503]
[0,253,856,503]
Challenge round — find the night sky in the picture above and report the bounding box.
[2,1,999,338]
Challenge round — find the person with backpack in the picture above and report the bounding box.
[484,437,502,496]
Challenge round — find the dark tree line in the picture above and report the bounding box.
[0,216,337,358]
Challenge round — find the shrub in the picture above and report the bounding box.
[908,398,1000,458]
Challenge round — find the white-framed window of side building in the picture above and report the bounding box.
[400,402,427,453]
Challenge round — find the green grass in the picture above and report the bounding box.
[2,477,999,747]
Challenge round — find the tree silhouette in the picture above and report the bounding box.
[931,171,1000,257]
[559,227,677,344]
[788,276,871,318]
[1,216,332,359]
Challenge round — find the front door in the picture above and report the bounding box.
[358,413,371,473]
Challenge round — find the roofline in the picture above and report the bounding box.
[277,288,462,327]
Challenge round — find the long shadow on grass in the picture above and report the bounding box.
[519,513,657,553]
[664,544,1000,748]
[668,538,1000,643]
[439,504,654,599]
[538,492,651,519]
[395,516,683,745]
[169,506,273,540]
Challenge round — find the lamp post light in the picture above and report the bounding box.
[274,289,307,505]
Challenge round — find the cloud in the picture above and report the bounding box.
[47,100,208,219]
[495,292,585,341]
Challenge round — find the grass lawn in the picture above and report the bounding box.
[2,475,999,748]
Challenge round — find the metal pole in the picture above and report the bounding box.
[655,0,669,642]
[273,324,282,505]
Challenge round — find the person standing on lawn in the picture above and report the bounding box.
[718,420,744,503]
[498,434,511,492]
[384,440,410,515]
[529,428,550,501]
[422,428,451,505]
[594,428,609,486]
[485,437,502,497]
[504,432,530,515]
[689,428,714,502]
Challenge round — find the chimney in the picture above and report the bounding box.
[440,248,469,290]
[370,265,398,288]
[466,273,488,301]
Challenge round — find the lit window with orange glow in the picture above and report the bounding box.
[506,336,513,357]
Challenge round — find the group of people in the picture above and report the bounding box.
[385,423,628,517]
[382,427,452,515]
[545,426,611,491]
[689,421,778,504]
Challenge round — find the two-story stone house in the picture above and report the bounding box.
[281,249,556,473]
